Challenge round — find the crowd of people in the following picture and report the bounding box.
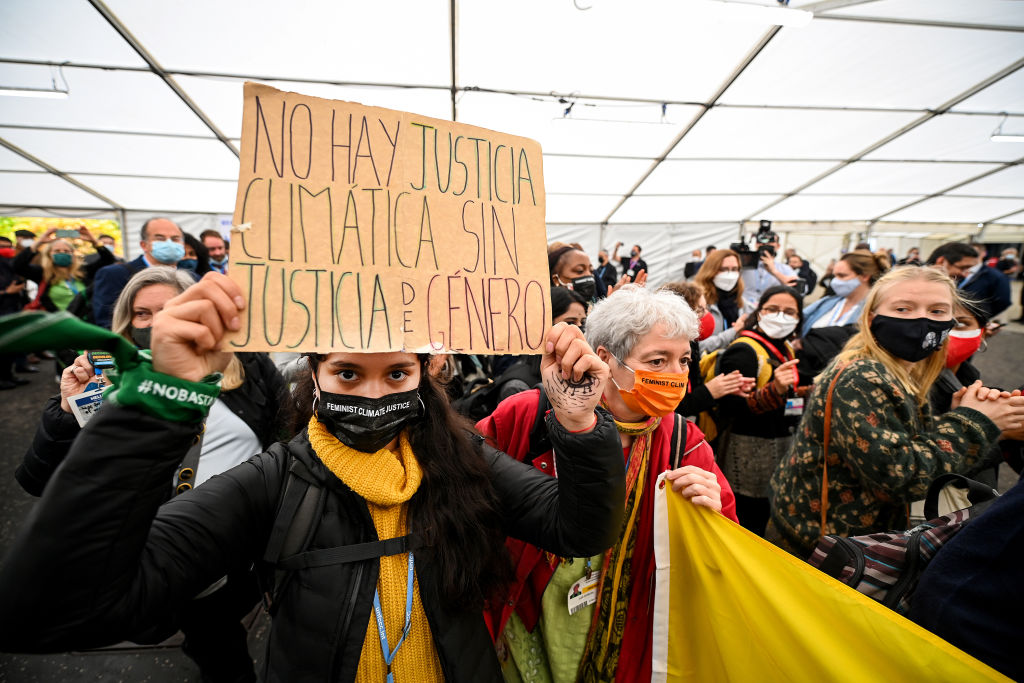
[0,218,1023,681]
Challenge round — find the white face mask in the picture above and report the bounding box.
[758,311,798,339]
[713,271,740,291]
[949,328,983,339]
[20,239,34,249]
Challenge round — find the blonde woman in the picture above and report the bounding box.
[768,266,1024,558]
[13,225,114,315]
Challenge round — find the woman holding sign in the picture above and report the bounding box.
[0,272,625,683]
[478,285,738,683]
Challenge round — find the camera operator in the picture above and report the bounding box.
[740,223,799,310]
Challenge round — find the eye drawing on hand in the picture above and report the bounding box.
[543,372,599,414]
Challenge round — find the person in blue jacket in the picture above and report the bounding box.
[92,218,191,328]
[800,250,889,337]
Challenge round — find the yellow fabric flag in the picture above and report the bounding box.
[651,474,1010,683]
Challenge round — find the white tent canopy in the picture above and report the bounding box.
[1,0,1022,277]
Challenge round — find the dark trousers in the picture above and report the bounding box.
[735,493,771,538]
[0,352,15,381]
[179,572,260,683]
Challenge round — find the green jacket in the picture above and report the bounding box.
[769,357,1001,558]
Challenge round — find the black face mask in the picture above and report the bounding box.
[315,386,421,453]
[870,315,954,363]
[568,275,596,300]
[130,325,152,350]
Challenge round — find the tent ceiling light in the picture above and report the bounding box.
[990,114,1024,143]
[0,63,70,100]
[693,0,813,28]
[0,87,69,99]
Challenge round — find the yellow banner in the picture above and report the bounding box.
[651,474,1009,682]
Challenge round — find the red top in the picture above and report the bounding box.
[477,388,738,673]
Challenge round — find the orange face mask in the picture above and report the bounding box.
[611,355,689,417]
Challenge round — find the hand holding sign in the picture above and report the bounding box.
[541,322,608,432]
[152,273,246,382]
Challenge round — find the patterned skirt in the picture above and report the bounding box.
[720,432,794,499]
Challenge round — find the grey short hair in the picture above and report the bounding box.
[111,266,195,340]
[585,285,699,359]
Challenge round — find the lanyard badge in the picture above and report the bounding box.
[372,552,415,683]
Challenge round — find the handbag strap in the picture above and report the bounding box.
[820,360,851,537]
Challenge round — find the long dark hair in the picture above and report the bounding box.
[291,357,511,611]
[183,233,212,275]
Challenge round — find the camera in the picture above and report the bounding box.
[731,221,779,269]
[755,220,778,246]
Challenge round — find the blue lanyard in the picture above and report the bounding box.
[65,279,82,296]
[372,552,415,683]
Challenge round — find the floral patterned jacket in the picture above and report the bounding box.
[769,357,1002,558]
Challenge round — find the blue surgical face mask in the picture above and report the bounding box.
[210,256,228,267]
[150,239,185,265]
[830,276,861,298]
[177,259,198,272]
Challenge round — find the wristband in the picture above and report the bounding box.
[106,359,222,423]
[564,413,598,433]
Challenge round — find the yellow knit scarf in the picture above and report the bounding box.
[307,417,444,682]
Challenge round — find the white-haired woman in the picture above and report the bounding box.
[479,285,738,683]
[769,266,1024,559]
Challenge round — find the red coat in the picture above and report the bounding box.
[477,389,738,643]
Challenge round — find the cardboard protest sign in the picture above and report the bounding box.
[226,83,550,354]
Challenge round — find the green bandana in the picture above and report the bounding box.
[0,311,221,423]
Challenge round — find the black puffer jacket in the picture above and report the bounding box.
[14,352,289,497]
[0,403,624,682]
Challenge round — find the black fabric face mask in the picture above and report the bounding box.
[569,275,596,300]
[130,325,152,350]
[870,314,954,363]
[315,386,421,453]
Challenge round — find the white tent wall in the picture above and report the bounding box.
[547,223,741,288]
[778,231,850,282]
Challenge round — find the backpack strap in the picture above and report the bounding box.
[279,534,417,570]
[820,360,851,538]
[923,473,998,520]
[670,413,687,470]
[260,456,324,613]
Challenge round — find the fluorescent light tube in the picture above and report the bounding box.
[0,86,69,99]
